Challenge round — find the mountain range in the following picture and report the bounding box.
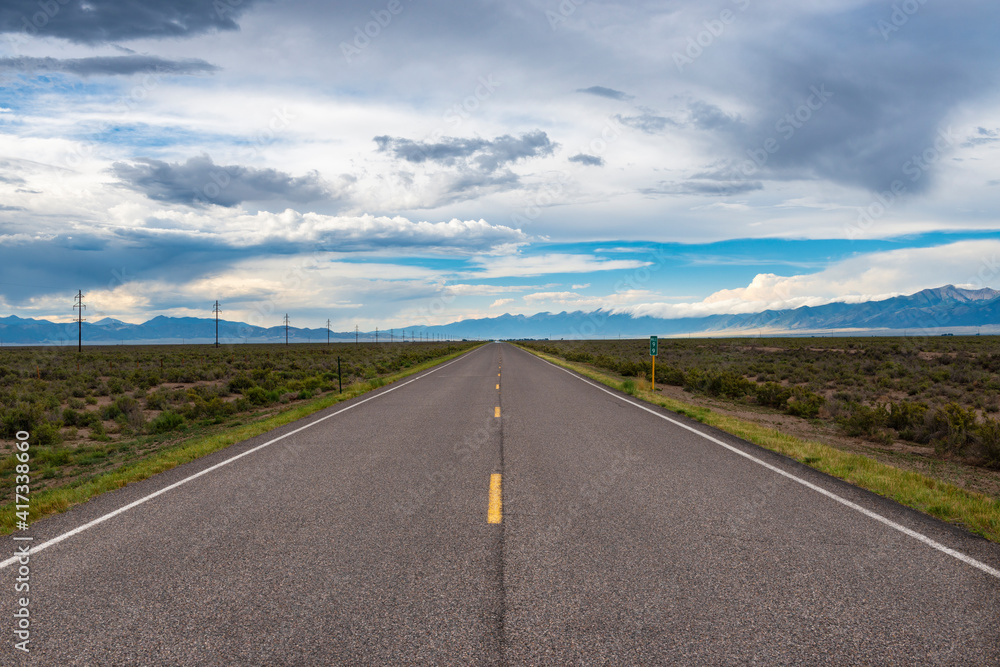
[0,285,997,345]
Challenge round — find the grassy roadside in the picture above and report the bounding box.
[1,344,483,534]
[517,345,1000,543]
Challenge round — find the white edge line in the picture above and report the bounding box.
[529,350,1000,581]
[1,349,477,570]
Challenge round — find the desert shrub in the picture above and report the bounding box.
[974,419,1000,467]
[145,391,168,411]
[227,373,255,393]
[150,411,185,433]
[0,403,44,438]
[244,387,271,406]
[887,401,928,433]
[839,403,889,437]
[756,382,791,410]
[621,379,637,395]
[785,388,824,418]
[653,365,685,386]
[925,403,978,454]
[62,408,83,427]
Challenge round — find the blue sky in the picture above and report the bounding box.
[1,1,999,331]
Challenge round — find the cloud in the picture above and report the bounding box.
[614,109,675,134]
[0,55,219,76]
[0,0,261,44]
[687,101,743,132]
[964,127,1000,148]
[373,131,557,205]
[576,86,633,101]
[112,155,334,207]
[374,131,555,172]
[468,253,650,279]
[490,298,514,308]
[568,153,604,167]
[619,240,1000,319]
[641,178,763,197]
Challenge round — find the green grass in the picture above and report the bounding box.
[0,344,482,534]
[519,345,1000,543]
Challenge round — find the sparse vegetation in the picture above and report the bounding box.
[521,336,1000,468]
[0,341,478,530]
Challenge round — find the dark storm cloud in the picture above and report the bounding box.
[614,110,676,134]
[577,86,633,101]
[687,101,743,132]
[0,0,262,44]
[568,153,604,167]
[375,130,556,202]
[678,3,1000,195]
[641,179,763,197]
[374,131,556,172]
[112,155,333,207]
[0,55,218,76]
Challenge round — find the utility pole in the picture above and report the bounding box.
[355,325,359,345]
[213,301,222,347]
[73,290,85,352]
[375,326,379,344]
[284,314,290,345]
[327,319,331,345]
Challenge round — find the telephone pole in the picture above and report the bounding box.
[284,314,290,345]
[327,319,331,345]
[73,290,85,352]
[213,301,222,347]
[355,325,359,345]
[375,326,379,344]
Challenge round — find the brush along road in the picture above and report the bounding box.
[2,343,998,663]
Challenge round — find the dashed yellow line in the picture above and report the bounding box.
[496,384,499,390]
[488,473,502,523]
[494,406,501,418]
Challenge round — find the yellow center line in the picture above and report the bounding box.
[488,473,502,523]
[494,406,501,418]
[496,384,499,390]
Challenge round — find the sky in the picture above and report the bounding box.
[0,0,998,333]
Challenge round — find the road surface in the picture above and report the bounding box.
[2,343,998,664]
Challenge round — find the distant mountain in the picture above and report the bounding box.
[0,285,997,345]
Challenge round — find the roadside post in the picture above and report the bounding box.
[338,356,343,393]
[649,335,658,391]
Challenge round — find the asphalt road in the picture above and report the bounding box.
[2,342,999,665]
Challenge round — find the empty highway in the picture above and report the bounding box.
[3,343,999,664]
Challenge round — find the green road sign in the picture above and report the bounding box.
[649,335,658,356]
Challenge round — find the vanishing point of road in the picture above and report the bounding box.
[3,343,998,664]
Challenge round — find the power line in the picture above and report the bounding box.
[213,301,222,348]
[73,290,86,352]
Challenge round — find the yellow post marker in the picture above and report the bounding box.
[488,474,502,523]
